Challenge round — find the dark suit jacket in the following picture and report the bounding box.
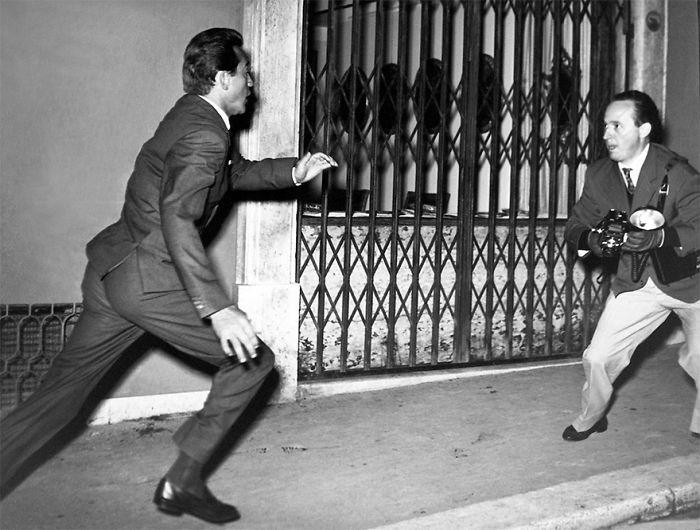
[565,143,700,303]
[86,94,296,318]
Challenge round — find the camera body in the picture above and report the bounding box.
[592,209,630,257]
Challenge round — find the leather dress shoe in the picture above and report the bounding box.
[153,478,240,524]
[562,417,608,441]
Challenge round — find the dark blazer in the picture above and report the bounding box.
[86,94,296,318]
[565,143,700,303]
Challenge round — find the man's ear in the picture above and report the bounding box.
[639,122,652,140]
[214,70,228,90]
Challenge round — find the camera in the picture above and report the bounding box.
[592,209,630,257]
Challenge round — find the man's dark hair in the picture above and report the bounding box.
[183,28,244,95]
[612,90,664,143]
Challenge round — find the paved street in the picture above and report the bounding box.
[1,339,698,529]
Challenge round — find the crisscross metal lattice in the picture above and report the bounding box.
[0,304,82,413]
[297,0,628,378]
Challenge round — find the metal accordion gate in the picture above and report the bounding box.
[296,0,630,379]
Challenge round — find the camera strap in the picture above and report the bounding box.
[656,161,673,212]
[631,160,675,282]
[647,157,700,284]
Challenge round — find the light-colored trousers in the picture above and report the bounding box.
[573,277,700,434]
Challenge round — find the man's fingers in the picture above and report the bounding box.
[310,152,337,168]
[209,306,261,361]
[240,344,253,363]
[248,337,260,358]
[220,337,234,357]
[237,325,260,357]
[293,152,338,184]
[235,337,255,362]
[224,336,259,363]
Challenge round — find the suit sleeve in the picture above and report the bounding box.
[228,151,296,190]
[668,164,700,254]
[160,130,231,318]
[564,167,607,250]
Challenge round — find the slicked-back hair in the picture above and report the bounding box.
[182,28,244,95]
[612,90,664,144]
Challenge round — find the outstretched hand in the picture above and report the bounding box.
[209,306,260,363]
[293,152,338,184]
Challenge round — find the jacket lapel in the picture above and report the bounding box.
[632,145,664,211]
[603,160,632,209]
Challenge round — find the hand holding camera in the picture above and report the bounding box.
[587,230,606,257]
[589,208,665,257]
[621,228,664,252]
[590,209,630,257]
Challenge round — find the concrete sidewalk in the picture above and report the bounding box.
[1,343,698,529]
[374,456,700,529]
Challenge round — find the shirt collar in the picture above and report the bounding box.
[198,95,230,130]
[617,143,649,184]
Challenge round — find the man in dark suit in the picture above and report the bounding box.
[562,90,700,441]
[0,27,336,524]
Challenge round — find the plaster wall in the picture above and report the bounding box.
[0,1,244,403]
[0,0,242,303]
[666,0,700,171]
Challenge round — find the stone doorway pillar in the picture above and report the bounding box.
[628,0,667,116]
[210,0,305,402]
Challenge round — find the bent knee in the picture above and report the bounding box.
[255,342,276,371]
[582,346,610,367]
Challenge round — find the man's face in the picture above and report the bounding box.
[221,47,253,116]
[602,100,649,165]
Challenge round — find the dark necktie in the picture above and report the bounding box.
[622,167,635,194]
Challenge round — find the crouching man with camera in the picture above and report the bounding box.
[562,90,700,441]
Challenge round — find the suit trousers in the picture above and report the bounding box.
[0,252,275,487]
[573,277,700,433]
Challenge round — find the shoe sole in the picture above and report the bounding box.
[563,420,607,441]
[154,497,184,517]
[154,496,240,524]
